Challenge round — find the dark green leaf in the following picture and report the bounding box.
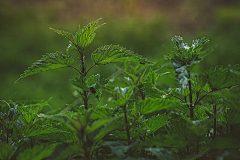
[94,121,126,142]
[15,52,74,83]
[202,64,240,90]
[91,45,148,65]
[17,144,57,160]
[136,98,176,114]
[70,75,88,91]
[91,104,114,119]
[0,142,14,160]
[86,118,114,135]
[142,114,170,134]
[145,148,179,160]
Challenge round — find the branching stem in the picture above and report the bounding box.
[78,49,88,110]
[85,64,97,77]
[69,66,81,74]
[154,87,186,104]
[194,84,240,106]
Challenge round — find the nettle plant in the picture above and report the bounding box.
[1,19,240,160]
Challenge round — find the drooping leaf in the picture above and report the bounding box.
[16,123,70,140]
[86,118,114,135]
[91,104,114,119]
[18,98,51,124]
[15,52,74,83]
[48,143,82,160]
[91,45,148,65]
[135,98,176,115]
[202,64,240,91]
[141,114,170,134]
[17,144,57,160]
[0,142,14,160]
[94,121,126,142]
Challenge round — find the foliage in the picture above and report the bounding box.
[1,19,240,160]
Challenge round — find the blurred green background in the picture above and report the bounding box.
[1,0,240,111]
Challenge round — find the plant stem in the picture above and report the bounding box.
[85,64,96,77]
[79,49,88,110]
[213,104,217,138]
[80,128,90,160]
[139,87,145,100]
[69,66,81,74]
[188,72,194,120]
[196,137,199,154]
[123,104,131,145]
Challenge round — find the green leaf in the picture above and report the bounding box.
[16,123,70,140]
[86,74,108,100]
[91,104,114,119]
[86,118,114,135]
[202,64,240,91]
[142,83,163,98]
[194,105,211,120]
[102,141,135,157]
[91,44,148,65]
[136,98,176,115]
[48,143,82,160]
[208,137,240,149]
[145,148,179,160]
[17,144,57,160]
[140,134,187,149]
[94,121,126,142]
[49,28,77,49]
[75,18,105,50]
[146,68,161,86]
[70,75,88,91]
[15,52,74,83]
[18,98,51,124]
[51,18,105,51]
[0,142,14,160]
[142,114,170,134]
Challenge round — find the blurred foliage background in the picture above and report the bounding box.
[1,0,240,112]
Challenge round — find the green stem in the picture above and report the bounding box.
[196,137,199,154]
[139,87,145,100]
[79,49,88,110]
[85,64,96,77]
[213,104,217,139]
[69,66,81,74]
[123,104,131,145]
[188,72,194,120]
[80,128,90,160]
